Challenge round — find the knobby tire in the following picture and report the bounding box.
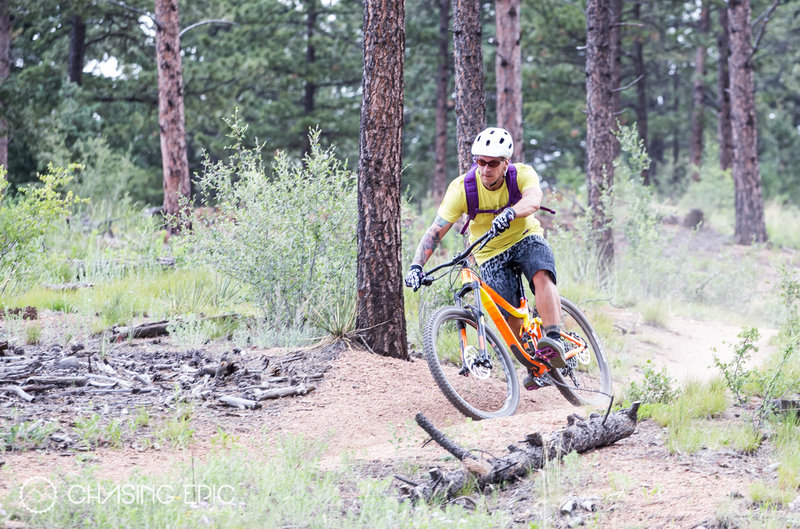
[423,306,520,420]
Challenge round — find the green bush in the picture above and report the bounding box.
[0,164,83,293]
[177,118,357,333]
[627,359,679,405]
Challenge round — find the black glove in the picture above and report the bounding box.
[490,208,516,237]
[404,264,425,291]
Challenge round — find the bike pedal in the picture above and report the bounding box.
[535,346,557,361]
[535,346,566,369]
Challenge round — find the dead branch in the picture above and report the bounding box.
[255,384,316,401]
[43,282,94,291]
[0,385,35,402]
[219,395,262,409]
[405,404,640,501]
[108,313,240,341]
[612,75,644,93]
[25,376,88,387]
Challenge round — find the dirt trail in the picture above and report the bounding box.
[2,311,781,528]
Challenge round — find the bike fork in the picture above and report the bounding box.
[457,281,491,374]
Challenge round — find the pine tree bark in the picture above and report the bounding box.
[356,0,408,360]
[156,0,190,233]
[432,0,451,202]
[0,0,9,178]
[717,5,734,171]
[689,3,709,181]
[609,0,622,159]
[68,15,87,85]
[632,0,649,185]
[495,0,523,161]
[727,0,767,245]
[585,0,616,276]
[452,0,486,174]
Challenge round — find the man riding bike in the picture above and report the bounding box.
[404,127,566,389]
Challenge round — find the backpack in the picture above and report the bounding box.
[460,163,522,234]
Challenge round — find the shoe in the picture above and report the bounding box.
[522,371,552,391]
[535,335,567,369]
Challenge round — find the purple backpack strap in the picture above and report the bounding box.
[460,163,521,235]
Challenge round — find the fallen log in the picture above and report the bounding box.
[403,403,640,502]
[0,385,36,402]
[25,376,88,387]
[108,313,240,341]
[255,383,316,401]
[109,320,170,341]
[219,395,261,409]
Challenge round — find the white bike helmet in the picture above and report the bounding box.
[471,127,514,159]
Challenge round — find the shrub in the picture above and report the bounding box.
[0,164,83,293]
[627,360,679,405]
[177,117,357,333]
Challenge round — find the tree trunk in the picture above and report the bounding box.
[632,0,649,185]
[609,0,622,159]
[432,0,451,202]
[68,15,87,85]
[717,5,734,171]
[689,3,709,181]
[585,0,616,277]
[671,72,681,181]
[452,0,486,174]
[302,2,318,157]
[404,405,640,501]
[356,0,408,360]
[156,0,190,233]
[727,0,767,245]
[495,0,523,161]
[0,0,9,178]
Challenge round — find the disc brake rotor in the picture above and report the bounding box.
[463,346,492,380]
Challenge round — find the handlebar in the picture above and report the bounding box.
[420,230,493,285]
[419,205,556,287]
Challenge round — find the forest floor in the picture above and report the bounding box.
[2,225,799,528]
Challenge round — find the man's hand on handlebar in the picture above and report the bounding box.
[404,264,425,291]
[489,208,516,238]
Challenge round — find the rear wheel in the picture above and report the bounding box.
[423,306,520,420]
[549,297,613,407]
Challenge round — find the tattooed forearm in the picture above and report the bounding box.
[412,230,441,266]
[412,216,451,266]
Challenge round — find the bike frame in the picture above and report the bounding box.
[454,265,587,378]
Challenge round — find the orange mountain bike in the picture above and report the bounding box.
[419,230,612,420]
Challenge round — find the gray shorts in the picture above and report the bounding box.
[479,235,557,314]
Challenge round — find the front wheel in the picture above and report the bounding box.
[549,297,613,407]
[423,306,520,420]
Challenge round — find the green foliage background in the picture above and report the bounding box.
[3,0,800,206]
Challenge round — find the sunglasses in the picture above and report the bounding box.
[474,158,505,168]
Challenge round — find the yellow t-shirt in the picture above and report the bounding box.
[438,163,544,264]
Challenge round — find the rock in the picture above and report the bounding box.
[55,356,82,370]
[763,462,780,473]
